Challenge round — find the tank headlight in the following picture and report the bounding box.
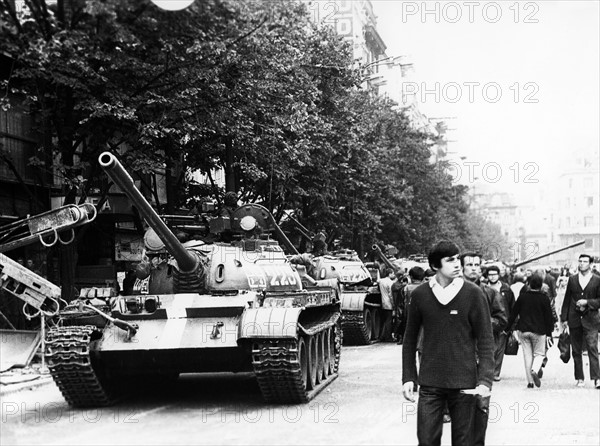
[240,216,257,231]
[144,297,158,313]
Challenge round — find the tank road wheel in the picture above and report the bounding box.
[307,335,318,390]
[328,327,336,375]
[315,332,325,385]
[358,308,373,344]
[333,320,342,373]
[322,329,331,380]
[298,337,309,391]
[370,308,381,341]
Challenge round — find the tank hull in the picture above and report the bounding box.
[46,290,341,406]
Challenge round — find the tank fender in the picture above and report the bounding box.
[340,292,369,311]
[238,307,302,339]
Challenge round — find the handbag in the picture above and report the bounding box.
[504,331,519,355]
[558,330,571,363]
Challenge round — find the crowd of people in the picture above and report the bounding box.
[388,241,600,445]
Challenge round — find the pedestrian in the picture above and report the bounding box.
[396,266,425,345]
[402,241,494,446]
[498,262,511,285]
[544,266,557,300]
[460,252,507,446]
[505,271,554,388]
[556,267,570,292]
[510,272,527,301]
[560,254,600,388]
[378,267,396,342]
[486,265,515,381]
[392,270,407,343]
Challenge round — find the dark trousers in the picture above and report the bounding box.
[570,325,600,380]
[379,309,393,341]
[473,395,490,446]
[417,386,476,446]
[494,332,506,379]
[395,308,406,341]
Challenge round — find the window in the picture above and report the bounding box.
[585,239,594,249]
[584,216,594,227]
[587,197,594,207]
[566,217,571,227]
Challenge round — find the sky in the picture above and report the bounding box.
[371,0,600,196]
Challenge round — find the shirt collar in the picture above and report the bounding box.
[429,276,464,289]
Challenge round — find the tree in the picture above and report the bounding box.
[1,0,508,283]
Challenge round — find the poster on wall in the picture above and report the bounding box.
[115,234,144,262]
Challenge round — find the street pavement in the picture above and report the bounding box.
[1,339,599,445]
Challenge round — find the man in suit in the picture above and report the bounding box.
[560,254,600,388]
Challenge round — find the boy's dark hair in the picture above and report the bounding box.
[579,254,593,262]
[428,240,460,269]
[529,271,544,290]
[384,267,395,276]
[486,265,500,275]
[459,252,482,267]
[409,266,425,281]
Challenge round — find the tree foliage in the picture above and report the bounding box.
[0,0,507,262]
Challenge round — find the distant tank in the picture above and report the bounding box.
[291,248,383,345]
[44,152,341,407]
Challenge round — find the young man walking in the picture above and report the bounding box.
[560,254,600,388]
[402,241,495,445]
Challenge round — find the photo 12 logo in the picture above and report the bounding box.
[401,2,540,24]
[446,161,540,184]
[402,82,540,105]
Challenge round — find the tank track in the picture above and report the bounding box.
[252,321,341,403]
[341,310,371,345]
[45,325,114,407]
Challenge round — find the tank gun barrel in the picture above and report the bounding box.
[98,152,198,273]
[512,240,585,269]
[372,244,400,272]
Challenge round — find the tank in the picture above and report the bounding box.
[44,152,341,407]
[291,247,384,345]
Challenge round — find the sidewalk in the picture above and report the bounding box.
[0,364,54,396]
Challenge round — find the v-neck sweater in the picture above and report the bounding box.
[402,280,495,389]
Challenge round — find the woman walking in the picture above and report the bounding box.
[505,272,554,388]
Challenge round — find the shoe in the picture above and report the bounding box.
[531,369,541,387]
[527,383,534,388]
[493,377,501,382]
[576,380,585,387]
[537,367,543,379]
[542,356,548,368]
